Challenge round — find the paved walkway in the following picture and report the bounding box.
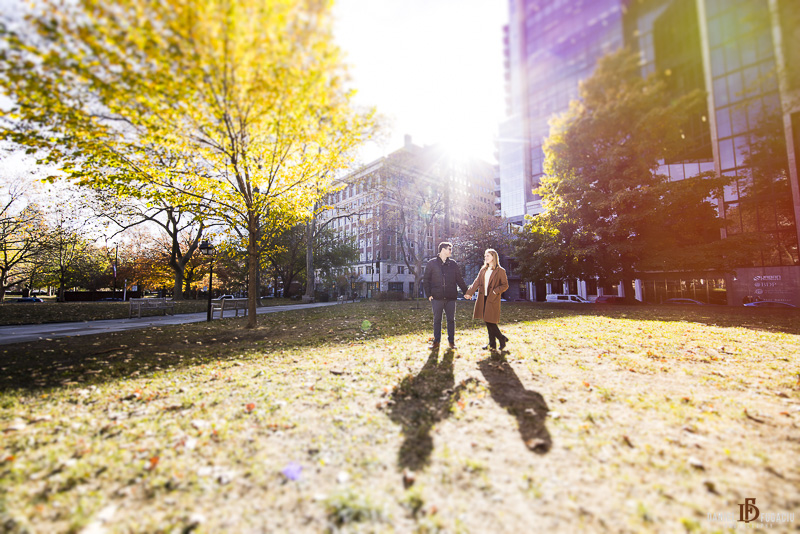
[0,301,343,346]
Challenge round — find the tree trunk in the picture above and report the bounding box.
[168,224,203,301]
[622,276,637,303]
[282,274,294,297]
[303,214,316,303]
[246,210,259,328]
[58,277,67,302]
[173,270,184,301]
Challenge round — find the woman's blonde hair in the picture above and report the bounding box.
[484,249,500,270]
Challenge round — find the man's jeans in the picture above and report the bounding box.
[432,299,456,344]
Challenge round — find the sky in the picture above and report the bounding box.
[0,0,509,172]
[331,0,508,164]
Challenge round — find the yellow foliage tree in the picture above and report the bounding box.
[0,0,375,326]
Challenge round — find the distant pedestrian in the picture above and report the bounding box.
[465,249,510,351]
[423,242,468,350]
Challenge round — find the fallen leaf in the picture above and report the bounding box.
[5,419,27,432]
[191,419,210,430]
[744,409,765,424]
[402,468,415,488]
[688,457,705,470]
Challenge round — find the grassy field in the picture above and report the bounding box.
[1,302,799,533]
[0,298,297,326]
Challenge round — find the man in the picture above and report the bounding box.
[422,241,469,350]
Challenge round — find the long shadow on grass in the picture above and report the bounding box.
[0,302,485,392]
[2,301,797,393]
[479,351,551,453]
[388,349,477,472]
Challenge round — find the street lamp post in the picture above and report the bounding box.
[113,243,118,300]
[199,240,216,322]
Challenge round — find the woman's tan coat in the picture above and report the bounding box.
[465,265,509,324]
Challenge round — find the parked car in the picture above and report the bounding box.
[744,300,797,308]
[219,294,235,300]
[13,297,44,303]
[545,294,590,303]
[662,298,706,305]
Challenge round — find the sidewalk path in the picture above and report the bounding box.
[0,301,342,346]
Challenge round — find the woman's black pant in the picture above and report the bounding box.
[483,297,503,347]
[485,321,503,347]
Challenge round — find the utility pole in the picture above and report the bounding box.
[113,244,118,299]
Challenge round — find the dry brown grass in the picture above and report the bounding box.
[1,302,798,532]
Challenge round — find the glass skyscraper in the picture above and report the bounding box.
[499,0,624,224]
[500,0,800,305]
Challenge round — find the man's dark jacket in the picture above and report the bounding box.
[423,257,468,300]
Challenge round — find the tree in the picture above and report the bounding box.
[731,109,799,266]
[0,191,46,299]
[38,209,96,301]
[379,161,447,298]
[263,223,356,297]
[112,229,183,295]
[452,211,511,279]
[302,182,366,302]
[93,189,213,300]
[312,227,359,294]
[518,48,751,299]
[1,0,374,327]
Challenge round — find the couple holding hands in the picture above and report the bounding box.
[422,242,509,351]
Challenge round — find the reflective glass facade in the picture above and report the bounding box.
[499,0,624,221]
[502,0,800,268]
[498,115,527,221]
[704,0,799,266]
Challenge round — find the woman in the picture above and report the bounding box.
[465,249,510,350]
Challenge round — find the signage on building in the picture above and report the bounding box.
[751,275,791,302]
